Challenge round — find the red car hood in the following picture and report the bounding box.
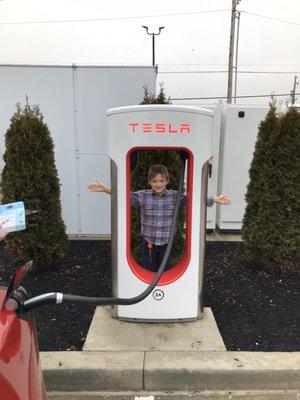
[0,286,47,400]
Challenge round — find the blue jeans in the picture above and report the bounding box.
[141,238,171,272]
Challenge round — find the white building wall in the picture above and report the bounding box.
[0,65,156,235]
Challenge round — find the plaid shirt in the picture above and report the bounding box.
[131,189,215,246]
[131,189,183,245]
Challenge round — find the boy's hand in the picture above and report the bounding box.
[0,220,9,239]
[214,195,231,205]
[88,180,111,194]
[0,233,7,240]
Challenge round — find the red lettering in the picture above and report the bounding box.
[168,124,177,134]
[142,123,151,133]
[156,123,165,134]
[181,124,190,133]
[129,123,139,133]
[129,122,191,134]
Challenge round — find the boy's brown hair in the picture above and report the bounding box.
[148,164,170,181]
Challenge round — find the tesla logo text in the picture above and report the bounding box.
[129,122,191,134]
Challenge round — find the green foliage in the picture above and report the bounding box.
[242,104,300,270]
[1,102,68,268]
[130,84,185,265]
[140,83,170,105]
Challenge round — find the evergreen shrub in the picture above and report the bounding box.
[242,104,300,270]
[1,102,68,268]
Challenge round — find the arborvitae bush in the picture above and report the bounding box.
[1,102,68,268]
[131,85,186,265]
[242,104,300,270]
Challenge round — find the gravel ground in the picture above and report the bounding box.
[0,240,298,352]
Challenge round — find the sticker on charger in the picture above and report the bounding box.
[0,201,26,233]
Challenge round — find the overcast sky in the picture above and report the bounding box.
[1,0,300,105]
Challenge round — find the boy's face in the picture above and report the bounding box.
[148,173,169,195]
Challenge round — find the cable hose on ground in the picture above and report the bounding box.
[23,156,186,311]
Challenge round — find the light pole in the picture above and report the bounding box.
[227,0,241,103]
[233,10,241,103]
[142,25,165,66]
[291,75,299,105]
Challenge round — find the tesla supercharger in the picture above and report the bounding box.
[108,105,213,322]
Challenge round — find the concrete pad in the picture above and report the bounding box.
[41,351,144,391]
[144,351,300,391]
[83,307,226,352]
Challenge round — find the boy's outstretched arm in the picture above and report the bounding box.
[88,180,111,195]
[214,195,231,205]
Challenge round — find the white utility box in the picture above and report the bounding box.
[217,105,268,230]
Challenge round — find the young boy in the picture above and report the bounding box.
[88,164,230,272]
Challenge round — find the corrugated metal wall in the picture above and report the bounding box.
[0,64,157,235]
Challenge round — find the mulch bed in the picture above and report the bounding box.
[0,241,298,352]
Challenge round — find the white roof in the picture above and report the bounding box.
[107,104,214,117]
